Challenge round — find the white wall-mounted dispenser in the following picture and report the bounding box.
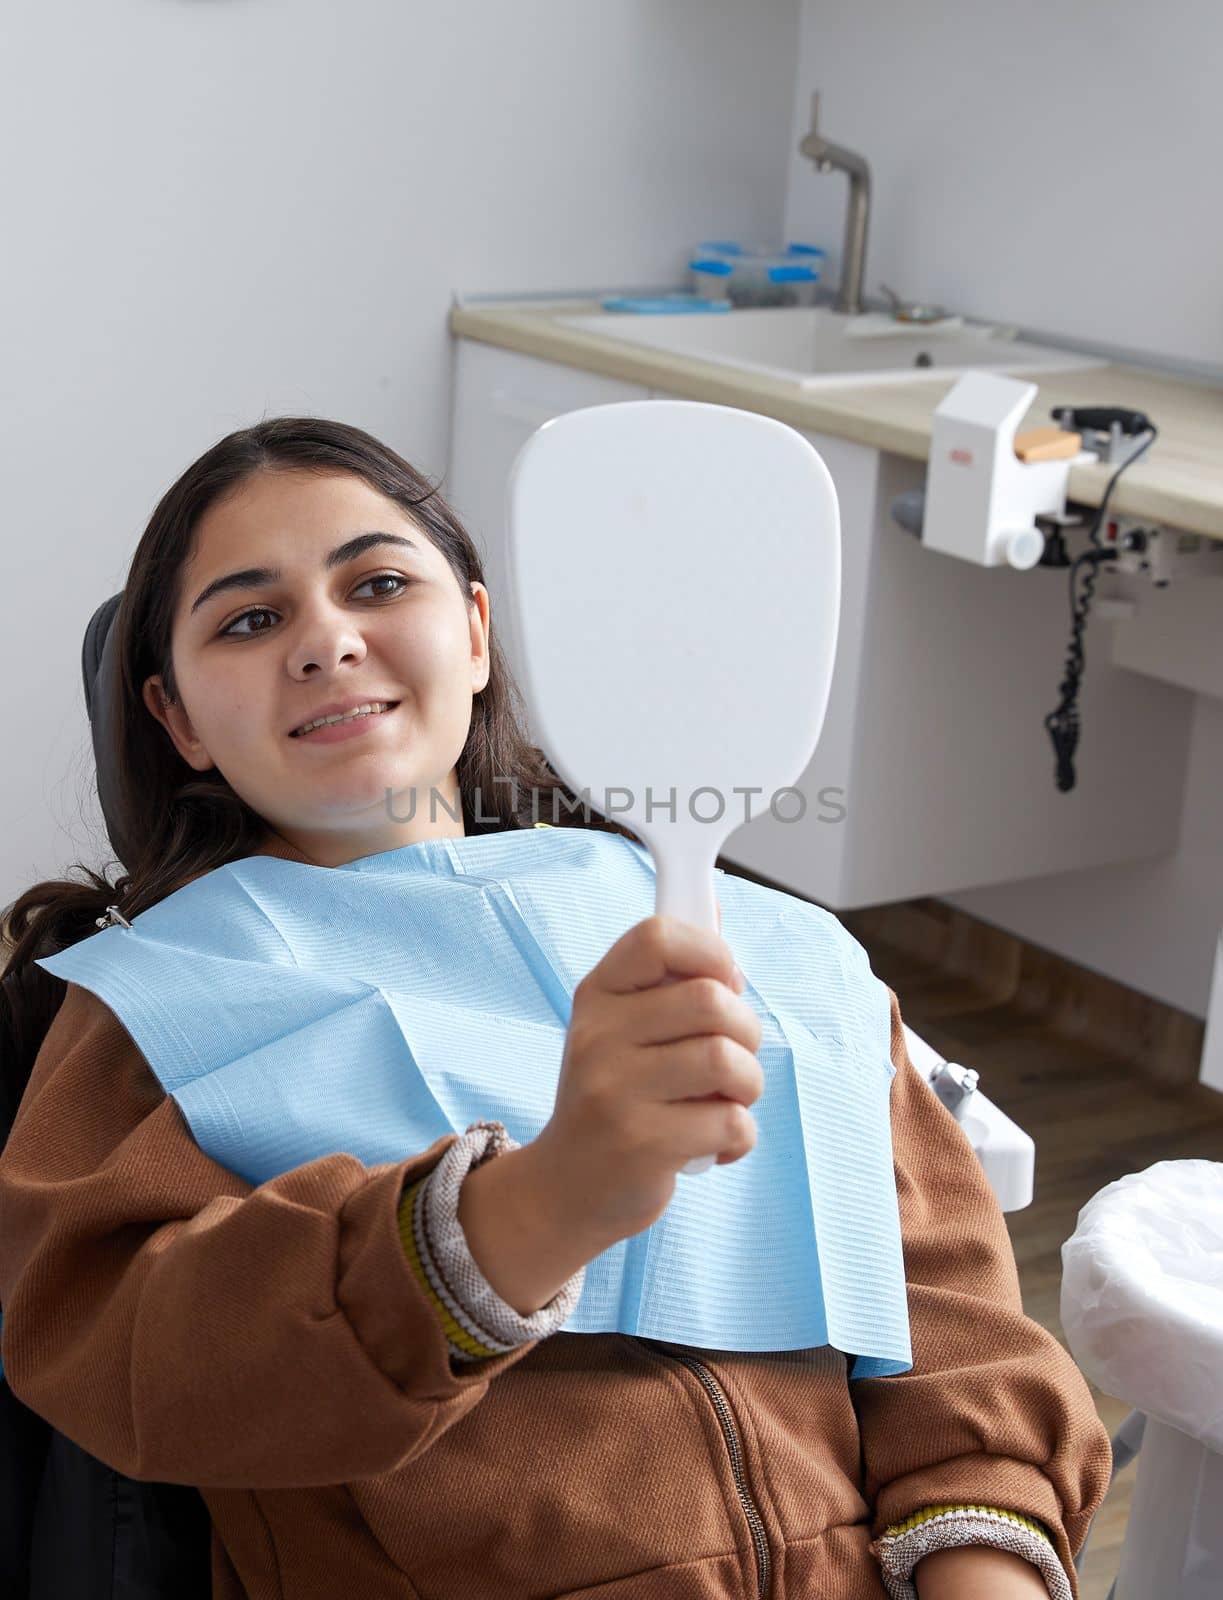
[921,371,1096,570]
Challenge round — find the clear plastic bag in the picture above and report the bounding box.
[1060,1159,1223,1452]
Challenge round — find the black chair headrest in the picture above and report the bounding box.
[81,593,130,869]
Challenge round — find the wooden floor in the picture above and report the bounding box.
[838,902,1223,1600]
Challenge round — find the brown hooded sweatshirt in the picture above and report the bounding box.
[0,831,1112,1598]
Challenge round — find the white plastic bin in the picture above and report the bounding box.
[1061,1160,1223,1599]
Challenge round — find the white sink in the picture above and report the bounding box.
[557,306,1103,390]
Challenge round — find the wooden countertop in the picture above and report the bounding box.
[451,299,1223,543]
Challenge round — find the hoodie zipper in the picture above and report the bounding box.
[650,1345,771,1598]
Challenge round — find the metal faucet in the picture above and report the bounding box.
[798,91,871,316]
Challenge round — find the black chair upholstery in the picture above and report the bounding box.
[2,592,213,1597]
[82,592,131,869]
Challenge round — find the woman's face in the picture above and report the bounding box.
[142,468,491,867]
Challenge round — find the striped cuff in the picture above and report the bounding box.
[871,1505,1069,1600]
[397,1120,585,1364]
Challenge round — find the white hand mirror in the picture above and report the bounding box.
[506,400,841,1173]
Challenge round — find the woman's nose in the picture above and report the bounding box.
[287,608,369,677]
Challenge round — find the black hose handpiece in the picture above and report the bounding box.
[1037,528,1071,568]
[1043,548,1114,791]
[1041,422,1158,793]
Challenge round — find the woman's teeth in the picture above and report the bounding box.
[294,701,396,736]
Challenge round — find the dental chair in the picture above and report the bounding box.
[1,591,212,1598]
[1,590,1038,1596]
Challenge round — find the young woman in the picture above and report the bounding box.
[0,418,1111,1599]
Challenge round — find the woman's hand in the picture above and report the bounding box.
[528,907,763,1249]
[913,1544,1053,1597]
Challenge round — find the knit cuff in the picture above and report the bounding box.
[871,1505,1070,1600]
[397,1120,585,1364]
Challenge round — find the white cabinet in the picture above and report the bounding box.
[447,337,1196,911]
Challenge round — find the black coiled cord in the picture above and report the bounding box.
[1043,425,1158,792]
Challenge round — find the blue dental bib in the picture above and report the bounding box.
[39,826,913,1378]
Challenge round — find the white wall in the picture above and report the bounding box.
[782,0,1223,372]
[0,0,800,899]
[784,0,1223,1021]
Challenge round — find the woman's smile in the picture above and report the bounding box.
[290,701,403,744]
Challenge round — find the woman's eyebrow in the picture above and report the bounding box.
[189,532,419,617]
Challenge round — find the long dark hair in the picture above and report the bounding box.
[0,416,635,1104]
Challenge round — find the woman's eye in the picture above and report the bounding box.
[219,574,410,637]
[357,574,410,602]
[221,607,277,638]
